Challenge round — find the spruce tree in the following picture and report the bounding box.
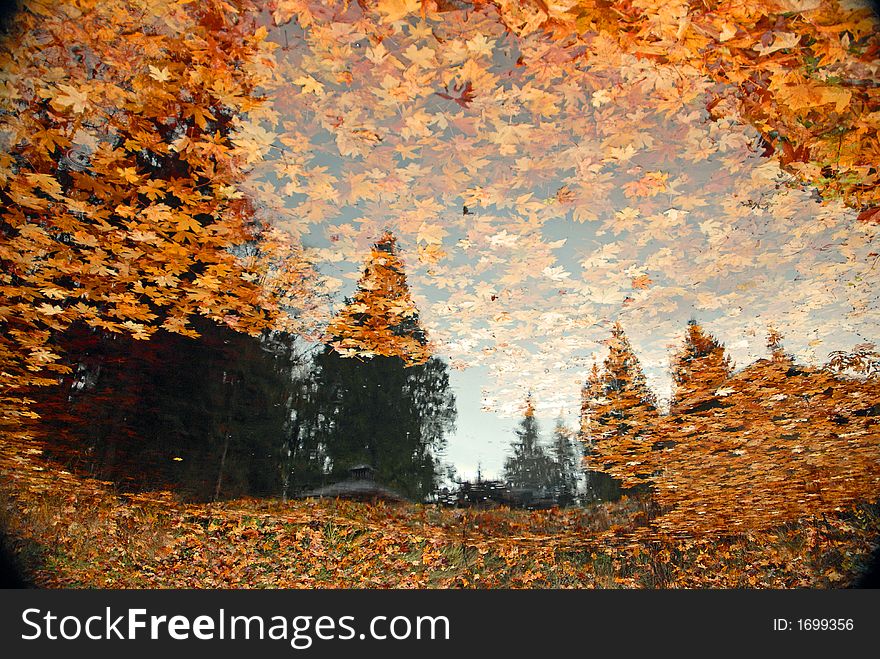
[548,417,580,506]
[324,231,431,366]
[579,360,621,501]
[670,320,733,415]
[502,395,555,493]
[766,326,791,365]
[587,322,658,488]
[308,231,456,500]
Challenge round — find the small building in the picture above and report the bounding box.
[348,464,376,480]
[300,464,408,503]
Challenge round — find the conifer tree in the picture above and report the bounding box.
[581,319,880,531]
[324,231,431,366]
[766,326,791,365]
[587,322,658,488]
[670,320,733,415]
[502,395,555,493]
[309,231,455,499]
[655,336,880,533]
[579,360,622,501]
[548,417,580,506]
[579,360,604,442]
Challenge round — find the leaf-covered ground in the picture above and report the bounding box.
[2,431,878,589]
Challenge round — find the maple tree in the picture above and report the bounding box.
[486,0,880,215]
[0,0,320,431]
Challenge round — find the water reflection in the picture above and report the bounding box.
[28,231,616,506]
[29,321,457,501]
[307,349,455,501]
[500,397,579,507]
[32,318,304,501]
[30,317,593,506]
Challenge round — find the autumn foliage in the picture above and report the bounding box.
[670,320,734,414]
[583,322,880,535]
[486,0,880,214]
[325,231,433,365]
[0,0,319,430]
[1,0,879,588]
[580,322,659,484]
[2,428,879,588]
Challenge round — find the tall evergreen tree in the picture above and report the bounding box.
[579,360,604,444]
[579,360,621,501]
[548,417,580,506]
[324,231,431,366]
[502,395,555,492]
[584,322,658,490]
[655,336,880,533]
[670,320,733,415]
[766,326,791,365]
[308,232,455,500]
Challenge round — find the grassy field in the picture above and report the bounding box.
[1,432,878,589]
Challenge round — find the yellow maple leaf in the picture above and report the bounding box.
[777,82,851,114]
[376,0,421,23]
[148,65,172,82]
[402,44,435,68]
[417,221,447,245]
[51,83,89,113]
[293,75,325,96]
[24,173,64,199]
[631,275,653,290]
[37,303,66,316]
[117,167,140,184]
